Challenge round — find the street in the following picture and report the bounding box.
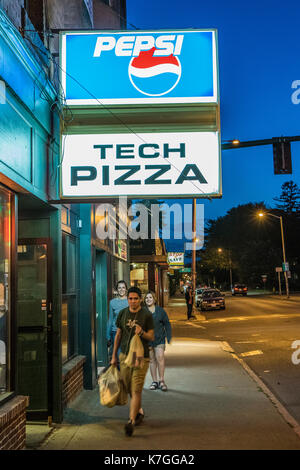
[26,293,300,451]
[184,293,300,425]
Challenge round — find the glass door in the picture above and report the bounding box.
[95,250,108,370]
[17,239,52,420]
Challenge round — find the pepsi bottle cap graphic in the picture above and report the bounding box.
[128,47,181,97]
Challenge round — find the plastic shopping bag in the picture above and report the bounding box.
[115,376,128,406]
[99,365,127,407]
[124,334,144,368]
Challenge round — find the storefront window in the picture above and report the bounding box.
[62,233,77,363]
[0,187,11,393]
[130,263,148,294]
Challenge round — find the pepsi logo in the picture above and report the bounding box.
[128,47,181,97]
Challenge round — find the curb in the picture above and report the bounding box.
[221,341,300,441]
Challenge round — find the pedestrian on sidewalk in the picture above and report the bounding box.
[106,280,128,361]
[185,285,195,320]
[111,286,154,437]
[144,291,172,392]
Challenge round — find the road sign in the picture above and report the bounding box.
[275,267,283,272]
[282,262,289,272]
[167,252,184,266]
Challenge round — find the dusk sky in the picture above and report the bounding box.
[126,0,300,250]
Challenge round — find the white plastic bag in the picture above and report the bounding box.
[124,334,144,368]
[99,365,127,407]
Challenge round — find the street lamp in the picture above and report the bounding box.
[258,212,289,298]
[218,248,233,290]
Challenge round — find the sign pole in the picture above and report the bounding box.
[280,216,289,299]
[192,198,197,297]
[278,271,282,296]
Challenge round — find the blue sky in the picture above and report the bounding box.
[126,0,300,250]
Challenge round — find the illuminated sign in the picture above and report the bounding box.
[61,131,221,199]
[60,29,218,105]
[115,239,127,261]
[168,252,184,266]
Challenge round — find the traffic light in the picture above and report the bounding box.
[273,140,292,174]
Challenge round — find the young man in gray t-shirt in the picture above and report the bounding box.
[111,286,154,437]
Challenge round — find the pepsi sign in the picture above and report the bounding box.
[60,30,218,105]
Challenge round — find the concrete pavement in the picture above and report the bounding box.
[26,296,300,450]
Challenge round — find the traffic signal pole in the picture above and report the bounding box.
[222,135,300,175]
[223,136,296,297]
[221,135,300,150]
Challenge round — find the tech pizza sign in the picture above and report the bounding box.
[60,30,218,105]
[61,132,221,199]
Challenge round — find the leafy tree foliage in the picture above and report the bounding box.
[273,181,300,214]
[198,200,300,291]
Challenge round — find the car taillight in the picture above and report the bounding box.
[243,288,247,290]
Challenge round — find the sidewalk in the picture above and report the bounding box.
[26,296,300,450]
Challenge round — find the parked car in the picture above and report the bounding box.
[195,287,210,307]
[232,284,248,296]
[199,289,225,311]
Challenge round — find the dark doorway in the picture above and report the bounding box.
[17,238,52,420]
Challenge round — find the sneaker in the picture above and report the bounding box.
[124,419,134,436]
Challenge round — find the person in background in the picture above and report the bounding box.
[144,291,172,392]
[106,280,128,360]
[185,285,195,320]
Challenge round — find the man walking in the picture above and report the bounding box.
[111,286,154,437]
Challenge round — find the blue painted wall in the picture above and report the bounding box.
[0,8,60,202]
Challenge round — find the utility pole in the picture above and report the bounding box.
[279,215,290,299]
[229,251,233,290]
[258,212,290,299]
[192,198,197,295]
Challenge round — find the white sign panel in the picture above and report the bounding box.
[61,131,220,199]
[168,252,184,266]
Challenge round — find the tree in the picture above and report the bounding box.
[273,181,300,214]
[199,202,283,289]
[198,200,300,291]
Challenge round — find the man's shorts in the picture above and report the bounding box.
[119,353,150,395]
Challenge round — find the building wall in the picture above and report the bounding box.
[0,0,24,29]
[0,3,62,436]
[0,7,60,202]
[0,1,127,447]
[0,396,29,450]
[93,0,125,29]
